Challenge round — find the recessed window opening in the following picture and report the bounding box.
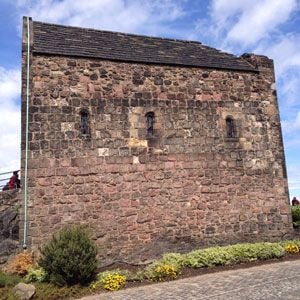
[80,110,90,135]
[226,116,236,138]
[145,112,155,137]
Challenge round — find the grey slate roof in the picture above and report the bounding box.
[32,21,256,72]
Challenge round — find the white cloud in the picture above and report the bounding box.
[15,0,185,36]
[255,34,300,76]
[282,111,300,134]
[210,0,298,47]
[0,68,20,107]
[0,67,21,175]
[286,161,300,197]
[254,34,300,126]
[228,0,297,46]
[296,112,300,127]
[210,0,252,30]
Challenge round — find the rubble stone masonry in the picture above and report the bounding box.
[0,190,20,264]
[22,51,292,264]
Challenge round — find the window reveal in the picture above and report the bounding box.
[226,117,236,138]
[145,112,155,137]
[80,110,90,135]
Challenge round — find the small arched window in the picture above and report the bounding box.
[226,116,236,138]
[145,112,155,138]
[80,110,90,135]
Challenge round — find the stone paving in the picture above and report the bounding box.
[79,260,300,300]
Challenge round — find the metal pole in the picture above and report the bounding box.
[23,16,30,249]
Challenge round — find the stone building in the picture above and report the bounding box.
[21,17,292,264]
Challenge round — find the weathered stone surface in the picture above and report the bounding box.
[0,190,20,265]
[0,239,19,264]
[13,283,36,300]
[21,22,293,266]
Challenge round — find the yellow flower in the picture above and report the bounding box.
[284,243,299,254]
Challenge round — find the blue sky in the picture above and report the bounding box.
[0,0,299,198]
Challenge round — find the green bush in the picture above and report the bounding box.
[125,269,146,282]
[39,226,97,286]
[292,206,300,227]
[292,206,300,222]
[228,242,284,263]
[184,246,235,268]
[24,266,47,283]
[291,240,300,248]
[0,272,21,287]
[159,253,184,268]
[183,242,284,268]
[143,253,183,281]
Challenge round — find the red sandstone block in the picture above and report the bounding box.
[37,178,52,187]
[55,167,69,176]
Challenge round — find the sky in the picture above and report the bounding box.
[0,0,299,198]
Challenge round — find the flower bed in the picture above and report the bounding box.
[1,228,300,300]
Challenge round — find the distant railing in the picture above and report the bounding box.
[0,170,20,190]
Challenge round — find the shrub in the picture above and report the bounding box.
[39,226,97,286]
[0,272,21,287]
[184,246,235,268]
[24,266,47,283]
[284,243,299,254]
[183,242,284,268]
[228,242,284,263]
[291,240,300,248]
[159,253,184,268]
[291,206,300,227]
[291,206,300,222]
[91,270,126,291]
[145,262,180,281]
[6,251,34,276]
[124,269,146,282]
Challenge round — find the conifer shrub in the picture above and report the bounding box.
[291,206,300,227]
[38,226,97,286]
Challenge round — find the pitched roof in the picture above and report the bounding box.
[32,21,256,72]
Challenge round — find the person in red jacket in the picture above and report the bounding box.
[292,197,300,206]
[7,171,20,190]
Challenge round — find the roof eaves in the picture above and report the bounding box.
[31,49,259,73]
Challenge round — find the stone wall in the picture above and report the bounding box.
[21,53,292,264]
[0,190,21,264]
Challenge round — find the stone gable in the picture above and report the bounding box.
[20,18,292,265]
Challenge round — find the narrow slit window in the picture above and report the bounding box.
[80,110,90,135]
[145,112,155,137]
[226,117,236,138]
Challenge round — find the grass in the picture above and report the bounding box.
[0,272,21,288]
